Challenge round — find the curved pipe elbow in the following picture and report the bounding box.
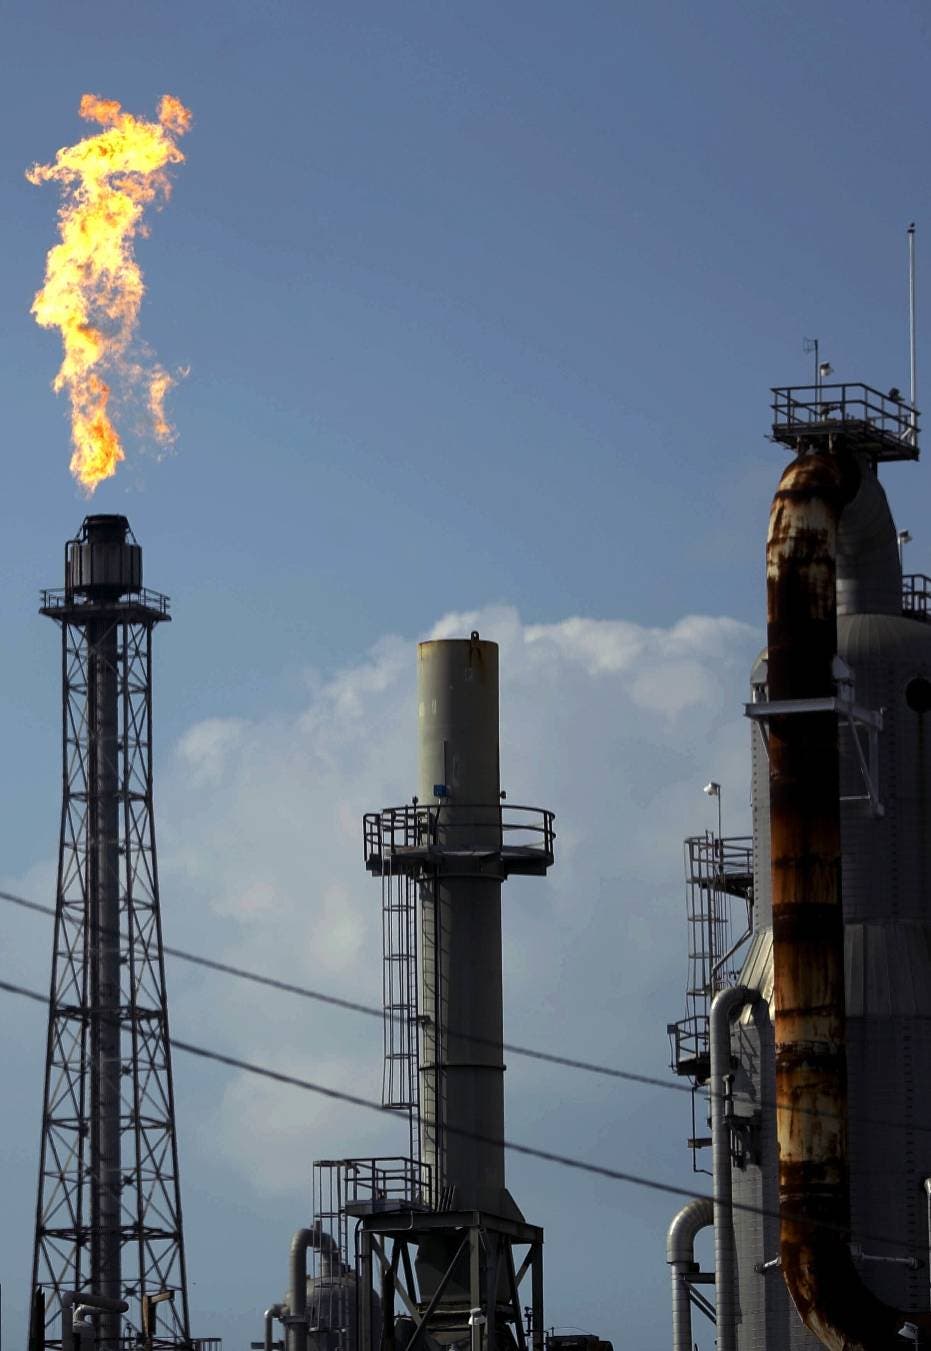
[667,1196,713,1265]
[61,1293,129,1315]
[288,1229,315,1319]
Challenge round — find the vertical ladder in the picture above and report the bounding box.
[380,818,421,1161]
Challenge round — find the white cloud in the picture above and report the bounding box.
[0,602,760,1351]
[156,603,759,1197]
[176,717,248,787]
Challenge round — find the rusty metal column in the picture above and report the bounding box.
[766,450,931,1348]
[417,633,505,1212]
[768,449,858,1346]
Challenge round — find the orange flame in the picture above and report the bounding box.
[27,93,191,491]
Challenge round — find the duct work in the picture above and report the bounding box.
[710,987,760,1351]
[766,447,931,1349]
[667,1198,714,1351]
[667,385,931,1351]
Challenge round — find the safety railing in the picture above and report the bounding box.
[903,574,931,620]
[40,586,171,616]
[771,383,919,460]
[313,1155,433,1228]
[668,832,754,1084]
[363,802,555,873]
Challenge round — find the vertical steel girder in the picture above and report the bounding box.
[31,601,191,1350]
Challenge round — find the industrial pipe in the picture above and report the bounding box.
[89,607,122,1351]
[767,449,931,1349]
[925,1179,931,1311]
[286,1229,314,1351]
[265,1304,285,1351]
[72,1312,97,1351]
[310,1220,344,1278]
[284,1222,348,1351]
[710,985,759,1351]
[666,1197,713,1351]
[63,516,137,1351]
[59,1292,129,1351]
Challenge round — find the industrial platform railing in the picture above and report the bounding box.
[363,802,555,875]
[771,382,919,460]
[316,1154,434,1216]
[903,573,931,620]
[40,586,171,616]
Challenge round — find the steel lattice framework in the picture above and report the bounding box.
[31,520,191,1351]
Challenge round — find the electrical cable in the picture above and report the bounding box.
[5,887,931,1143]
[0,974,922,1260]
[0,888,688,1096]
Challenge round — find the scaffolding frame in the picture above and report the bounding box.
[667,833,753,1171]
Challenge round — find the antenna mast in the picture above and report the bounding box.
[909,224,918,439]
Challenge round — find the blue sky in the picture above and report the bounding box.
[0,2,928,1349]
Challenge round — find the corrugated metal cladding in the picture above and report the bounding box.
[730,463,931,1351]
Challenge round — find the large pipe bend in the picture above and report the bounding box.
[265,1305,285,1351]
[767,449,931,1349]
[667,1197,713,1351]
[286,1229,315,1351]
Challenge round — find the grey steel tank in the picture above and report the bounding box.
[304,1228,382,1351]
[729,460,931,1350]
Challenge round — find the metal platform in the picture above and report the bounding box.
[361,1206,543,1244]
[40,586,171,624]
[771,383,920,461]
[364,803,555,878]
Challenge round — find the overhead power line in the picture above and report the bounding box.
[0,974,921,1260]
[8,886,931,1148]
[0,888,685,1095]
[4,888,931,1143]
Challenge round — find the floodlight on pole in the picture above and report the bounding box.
[898,529,913,570]
[703,781,723,841]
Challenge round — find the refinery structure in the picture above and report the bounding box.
[15,257,931,1351]
[667,378,931,1351]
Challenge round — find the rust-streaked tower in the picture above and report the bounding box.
[30,516,191,1351]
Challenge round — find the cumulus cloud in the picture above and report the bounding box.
[155,603,759,1198]
[0,601,761,1349]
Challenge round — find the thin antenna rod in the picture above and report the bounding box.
[908,223,917,418]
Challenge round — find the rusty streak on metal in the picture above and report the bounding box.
[768,449,931,1350]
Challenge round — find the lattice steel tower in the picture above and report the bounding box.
[31,515,191,1351]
